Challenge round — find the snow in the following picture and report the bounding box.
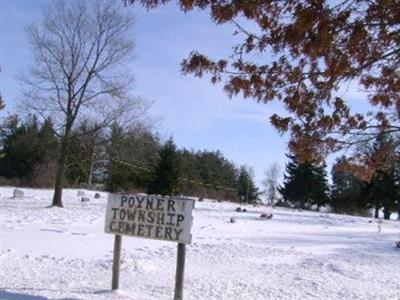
[1,187,399,300]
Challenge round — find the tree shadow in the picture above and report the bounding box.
[0,289,82,300]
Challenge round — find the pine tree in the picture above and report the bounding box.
[237,166,259,204]
[363,133,398,219]
[0,116,41,179]
[330,156,367,215]
[38,118,58,158]
[106,124,135,192]
[66,124,94,186]
[32,118,59,187]
[279,153,329,209]
[105,124,160,192]
[128,129,160,190]
[365,169,397,220]
[148,138,181,196]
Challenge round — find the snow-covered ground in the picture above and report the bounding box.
[1,187,399,300]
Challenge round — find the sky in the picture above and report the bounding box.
[0,0,356,187]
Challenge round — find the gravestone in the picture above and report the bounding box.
[260,212,273,220]
[81,197,90,202]
[13,189,24,198]
[94,193,101,199]
[77,190,85,197]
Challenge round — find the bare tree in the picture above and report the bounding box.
[262,163,281,205]
[21,0,142,207]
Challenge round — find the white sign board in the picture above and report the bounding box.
[105,194,194,244]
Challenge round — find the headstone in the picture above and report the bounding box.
[396,241,400,249]
[94,193,101,199]
[77,190,85,197]
[230,217,237,223]
[13,189,24,198]
[81,197,90,202]
[242,208,247,212]
[260,212,273,220]
[236,207,242,212]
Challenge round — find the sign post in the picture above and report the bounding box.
[105,194,194,298]
[174,243,186,300]
[111,234,122,290]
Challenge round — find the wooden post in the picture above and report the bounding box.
[174,243,186,300]
[112,234,122,290]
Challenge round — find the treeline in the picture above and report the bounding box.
[0,115,259,203]
[279,133,400,219]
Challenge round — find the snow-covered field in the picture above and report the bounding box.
[1,187,399,300]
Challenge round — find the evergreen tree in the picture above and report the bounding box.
[312,161,330,208]
[65,123,94,186]
[38,118,58,159]
[148,138,181,196]
[32,118,59,187]
[0,116,58,186]
[176,149,239,200]
[279,153,329,209]
[105,124,160,192]
[330,156,367,215]
[363,134,398,219]
[0,116,41,179]
[128,129,160,189]
[179,149,201,195]
[364,168,397,220]
[106,124,135,192]
[237,166,259,204]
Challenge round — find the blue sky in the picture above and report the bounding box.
[1,0,351,187]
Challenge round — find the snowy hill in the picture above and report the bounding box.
[1,187,399,300]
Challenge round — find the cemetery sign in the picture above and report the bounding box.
[105,194,194,244]
[104,193,195,300]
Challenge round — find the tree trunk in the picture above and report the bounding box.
[88,154,94,186]
[374,205,379,219]
[383,206,391,220]
[397,204,400,221]
[52,136,69,207]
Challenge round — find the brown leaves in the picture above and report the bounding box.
[345,136,399,182]
[181,52,215,78]
[128,0,400,168]
[270,114,291,133]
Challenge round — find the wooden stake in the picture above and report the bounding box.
[112,234,122,290]
[174,243,186,300]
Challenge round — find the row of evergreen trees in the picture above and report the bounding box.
[279,134,400,219]
[0,115,260,203]
[2,115,397,217]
